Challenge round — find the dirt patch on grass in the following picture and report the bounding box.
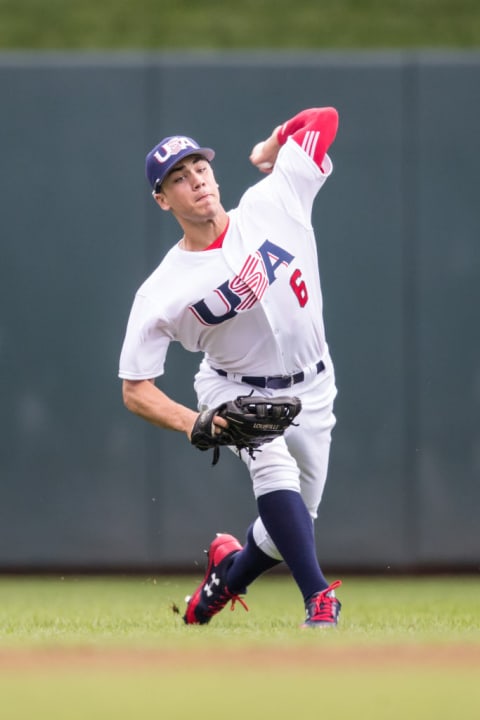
[0,644,478,673]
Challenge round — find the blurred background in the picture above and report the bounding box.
[0,1,479,573]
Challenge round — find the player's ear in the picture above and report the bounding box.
[152,190,171,211]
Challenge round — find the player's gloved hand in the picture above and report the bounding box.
[190,394,302,465]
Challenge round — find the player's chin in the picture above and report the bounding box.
[194,198,221,218]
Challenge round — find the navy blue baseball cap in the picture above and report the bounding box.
[146,135,215,190]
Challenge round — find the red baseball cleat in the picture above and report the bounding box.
[183,533,248,625]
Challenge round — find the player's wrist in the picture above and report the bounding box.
[267,127,282,150]
[250,129,281,172]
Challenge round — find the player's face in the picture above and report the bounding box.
[154,155,221,222]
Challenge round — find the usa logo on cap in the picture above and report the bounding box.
[153,137,200,164]
[145,135,215,189]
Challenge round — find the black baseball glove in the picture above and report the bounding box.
[190,394,302,465]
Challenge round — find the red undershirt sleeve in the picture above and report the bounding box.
[277,107,339,170]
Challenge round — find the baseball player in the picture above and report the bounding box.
[119,106,342,627]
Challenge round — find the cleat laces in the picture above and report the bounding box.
[309,580,342,622]
[204,589,249,619]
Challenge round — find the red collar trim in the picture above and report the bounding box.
[203,218,229,251]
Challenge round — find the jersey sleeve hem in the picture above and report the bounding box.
[118,368,164,381]
[284,138,333,178]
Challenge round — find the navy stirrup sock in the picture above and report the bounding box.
[257,489,329,601]
[226,523,281,593]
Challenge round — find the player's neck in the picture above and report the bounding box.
[179,211,229,252]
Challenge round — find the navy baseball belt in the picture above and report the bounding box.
[213,360,325,390]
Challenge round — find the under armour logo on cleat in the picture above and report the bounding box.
[204,573,220,597]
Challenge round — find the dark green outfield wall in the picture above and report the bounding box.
[0,52,478,570]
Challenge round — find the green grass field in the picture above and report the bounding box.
[0,0,479,49]
[0,574,479,719]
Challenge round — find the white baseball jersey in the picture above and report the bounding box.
[119,110,336,382]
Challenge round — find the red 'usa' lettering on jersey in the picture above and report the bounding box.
[235,253,270,309]
[189,240,295,326]
[277,107,338,170]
